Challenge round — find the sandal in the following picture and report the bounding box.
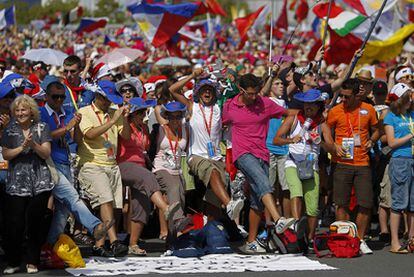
[389,246,409,254]
[128,245,147,256]
[159,234,167,241]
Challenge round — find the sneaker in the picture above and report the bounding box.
[164,201,180,221]
[110,240,128,257]
[3,266,20,275]
[128,245,147,257]
[256,229,268,248]
[275,217,296,234]
[240,240,267,254]
[226,199,244,221]
[307,240,315,254]
[26,264,38,274]
[92,246,114,257]
[237,224,249,239]
[360,240,373,255]
[174,216,194,233]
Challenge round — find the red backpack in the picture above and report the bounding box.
[313,233,360,258]
[266,217,308,254]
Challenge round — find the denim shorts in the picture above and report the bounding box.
[388,157,414,212]
[235,153,273,212]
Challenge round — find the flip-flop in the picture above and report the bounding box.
[389,246,409,254]
[159,234,167,241]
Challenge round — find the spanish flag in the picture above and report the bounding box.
[359,24,414,65]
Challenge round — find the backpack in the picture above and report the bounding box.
[313,220,360,258]
[266,217,308,254]
[203,221,233,254]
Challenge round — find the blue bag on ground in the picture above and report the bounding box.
[171,230,205,258]
[203,221,233,254]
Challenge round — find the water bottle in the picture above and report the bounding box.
[299,118,313,137]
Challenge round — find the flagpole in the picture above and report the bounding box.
[317,0,334,75]
[328,0,388,109]
[268,0,274,75]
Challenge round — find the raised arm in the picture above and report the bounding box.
[169,68,204,110]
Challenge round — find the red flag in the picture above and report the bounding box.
[325,28,362,65]
[313,1,343,19]
[276,0,288,30]
[341,0,367,16]
[307,39,322,61]
[115,26,125,37]
[295,0,309,23]
[205,0,227,17]
[235,6,265,49]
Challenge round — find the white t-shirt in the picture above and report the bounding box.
[189,103,222,160]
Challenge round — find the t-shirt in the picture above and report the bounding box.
[78,103,124,166]
[383,111,414,158]
[327,102,378,166]
[266,98,288,155]
[117,123,149,167]
[222,94,286,163]
[287,84,333,109]
[40,104,74,165]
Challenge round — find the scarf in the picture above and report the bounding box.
[297,111,323,130]
[64,79,84,102]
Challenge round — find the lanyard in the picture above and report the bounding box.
[65,84,79,112]
[130,122,149,150]
[401,114,414,135]
[199,103,213,138]
[52,112,64,128]
[91,103,110,141]
[164,124,182,157]
[345,108,360,137]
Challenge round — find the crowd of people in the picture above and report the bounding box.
[0,22,413,275]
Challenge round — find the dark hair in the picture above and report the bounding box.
[239,73,262,90]
[46,82,65,95]
[341,78,360,95]
[390,91,411,115]
[63,55,82,68]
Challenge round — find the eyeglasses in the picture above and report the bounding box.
[120,87,135,94]
[63,69,78,74]
[51,94,66,100]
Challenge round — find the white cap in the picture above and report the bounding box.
[389,83,411,99]
[395,67,413,81]
[144,83,155,93]
[96,64,112,80]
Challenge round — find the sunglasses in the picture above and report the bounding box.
[120,87,135,94]
[63,69,78,74]
[168,115,183,120]
[51,94,66,100]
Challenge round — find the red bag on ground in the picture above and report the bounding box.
[39,244,65,269]
[314,233,360,258]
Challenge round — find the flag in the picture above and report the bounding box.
[276,0,288,30]
[325,28,362,65]
[341,0,398,16]
[115,26,125,37]
[0,6,15,30]
[76,17,108,34]
[252,5,270,29]
[235,5,265,49]
[166,28,204,57]
[61,6,83,26]
[311,17,321,38]
[205,0,227,17]
[409,4,414,22]
[127,1,207,47]
[296,0,309,23]
[313,2,366,37]
[104,35,120,48]
[360,24,414,64]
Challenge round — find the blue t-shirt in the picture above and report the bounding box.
[40,105,75,165]
[383,111,414,158]
[63,86,95,114]
[266,118,288,155]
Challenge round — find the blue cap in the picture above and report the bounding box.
[97,80,123,105]
[161,101,187,117]
[40,75,61,91]
[193,78,220,103]
[2,73,34,89]
[293,89,323,103]
[129,97,156,114]
[0,82,15,99]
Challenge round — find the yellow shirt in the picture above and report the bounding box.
[78,103,123,166]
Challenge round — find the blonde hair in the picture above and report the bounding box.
[11,94,40,122]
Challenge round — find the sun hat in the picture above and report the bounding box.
[356,69,374,83]
[96,80,123,105]
[2,73,34,89]
[160,101,187,118]
[293,89,324,103]
[128,97,157,114]
[193,78,219,103]
[116,77,143,97]
[395,67,413,81]
[0,82,15,99]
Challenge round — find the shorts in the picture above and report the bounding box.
[285,167,319,217]
[333,164,373,209]
[269,154,289,191]
[388,157,414,213]
[379,164,391,209]
[78,163,123,209]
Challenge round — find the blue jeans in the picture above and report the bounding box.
[47,163,101,245]
[235,154,273,211]
[389,157,414,213]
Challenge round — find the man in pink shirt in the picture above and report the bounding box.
[223,73,295,254]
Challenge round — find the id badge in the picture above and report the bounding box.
[353,134,361,147]
[342,138,354,160]
[104,141,115,160]
[206,141,215,158]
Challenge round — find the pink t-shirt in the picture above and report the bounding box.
[222,95,286,163]
[117,124,149,167]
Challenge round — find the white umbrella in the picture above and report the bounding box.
[21,48,68,66]
[155,57,191,67]
[95,48,144,69]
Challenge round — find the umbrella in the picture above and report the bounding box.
[21,48,68,66]
[155,57,191,67]
[95,48,144,69]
